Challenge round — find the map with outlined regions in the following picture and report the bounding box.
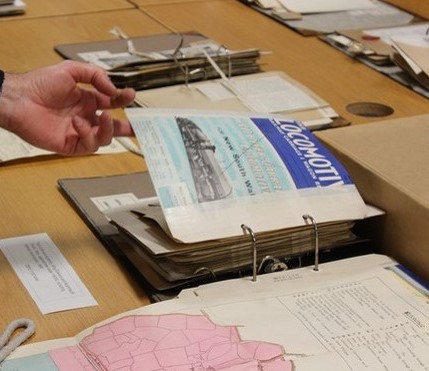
[3,254,429,371]
[50,314,291,370]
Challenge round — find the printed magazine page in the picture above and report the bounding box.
[126,109,367,243]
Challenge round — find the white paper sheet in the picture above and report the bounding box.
[363,23,429,46]
[0,233,97,314]
[0,128,134,163]
[278,0,376,14]
[196,75,321,113]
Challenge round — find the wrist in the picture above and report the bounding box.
[0,69,4,96]
[0,71,22,132]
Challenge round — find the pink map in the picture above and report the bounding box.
[50,313,293,370]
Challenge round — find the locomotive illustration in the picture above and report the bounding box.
[176,116,232,202]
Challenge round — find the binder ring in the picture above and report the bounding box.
[241,224,257,282]
[217,44,232,79]
[193,266,216,282]
[302,214,319,271]
[170,33,192,86]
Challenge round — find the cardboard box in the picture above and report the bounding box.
[316,114,429,284]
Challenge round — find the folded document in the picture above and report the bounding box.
[3,253,429,370]
[134,71,343,130]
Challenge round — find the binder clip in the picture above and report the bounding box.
[302,214,319,271]
[241,224,257,282]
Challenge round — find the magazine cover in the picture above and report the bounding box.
[125,109,367,243]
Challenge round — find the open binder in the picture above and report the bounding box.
[58,171,375,295]
[59,109,379,294]
[55,31,262,90]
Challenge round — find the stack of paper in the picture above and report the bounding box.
[103,108,372,289]
[55,31,262,90]
[240,0,414,35]
[134,71,344,131]
[391,33,429,90]
[108,202,359,282]
[321,22,429,98]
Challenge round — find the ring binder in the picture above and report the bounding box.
[302,214,320,271]
[241,224,258,282]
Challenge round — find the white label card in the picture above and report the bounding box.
[0,233,97,314]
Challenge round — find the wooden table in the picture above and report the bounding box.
[0,0,134,20]
[1,0,428,346]
[0,153,151,342]
[0,9,168,71]
[0,7,166,343]
[139,0,429,125]
[384,0,429,20]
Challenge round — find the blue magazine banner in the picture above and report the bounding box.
[252,118,353,189]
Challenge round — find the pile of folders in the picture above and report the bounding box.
[55,31,262,90]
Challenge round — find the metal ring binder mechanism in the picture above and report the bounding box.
[217,44,232,79]
[171,33,191,87]
[172,36,208,86]
[302,214,320,271]
[258,255,288,275]
[193,267,217,282]
[240,215,320,283]
[241,224,258,282]
[172,35,233,87]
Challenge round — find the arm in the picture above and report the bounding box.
[0,60,136,156]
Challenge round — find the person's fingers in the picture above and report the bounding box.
[95,111,114,146]
[110,87,136,108]
[93,87,136,110]
[72,115,99,154]
[64,60,117,96]
[112,118,135,137]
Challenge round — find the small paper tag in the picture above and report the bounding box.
[0,233,97,314]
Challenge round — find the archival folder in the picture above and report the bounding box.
[55,31,262,90]
[58,171,374,294]
[59,109,375,293]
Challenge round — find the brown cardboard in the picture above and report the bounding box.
[316,114,429,284]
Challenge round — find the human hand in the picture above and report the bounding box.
[0,60,136,155]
